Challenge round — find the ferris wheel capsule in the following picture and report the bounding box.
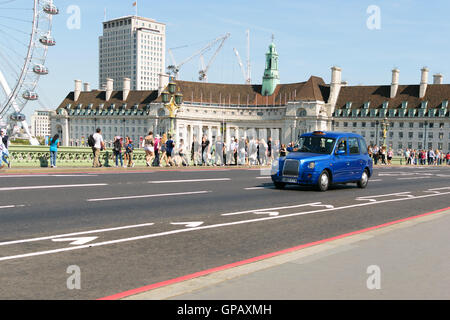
[22,90,39,101]
[39,34,56,46]
[9,112,26,122]
[43,3,59,15]
[33,64,49,75]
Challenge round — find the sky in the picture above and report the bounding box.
[24,0,450,118]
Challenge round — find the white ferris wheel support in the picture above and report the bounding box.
[0,70,38,145]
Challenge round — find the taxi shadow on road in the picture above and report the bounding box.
[258,182,358,192]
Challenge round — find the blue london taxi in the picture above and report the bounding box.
[271,131,373,191]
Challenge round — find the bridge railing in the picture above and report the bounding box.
[8,145,147,167]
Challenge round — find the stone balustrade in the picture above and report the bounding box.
[8,145,147,167]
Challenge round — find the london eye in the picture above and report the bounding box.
[0,0,58,144]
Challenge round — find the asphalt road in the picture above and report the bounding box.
[0,165,449,299]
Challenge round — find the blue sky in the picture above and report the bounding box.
[29,0,450,117]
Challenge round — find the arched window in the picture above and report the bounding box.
[157,108,166,117]
[297,108,307,117]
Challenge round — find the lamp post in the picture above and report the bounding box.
[375,120,379,146]
[424,120,428,150]
[161,79,183,139]
[381,117,389,148]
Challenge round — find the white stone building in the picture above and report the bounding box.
[31,110,51,138]
[52,40,450,153]
[99,15,166,91]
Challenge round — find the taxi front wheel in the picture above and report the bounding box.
[317,171,330,191]
[274,182,286,189]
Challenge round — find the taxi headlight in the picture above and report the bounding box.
[271,160,279,175]
[308,162,315,169]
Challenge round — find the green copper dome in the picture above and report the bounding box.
[262,38,279,96]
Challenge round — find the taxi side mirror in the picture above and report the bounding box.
[286,147,293,152]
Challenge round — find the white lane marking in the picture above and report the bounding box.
[170,222,204,228]
[52,236,98,245]
[356,192,413,202]
[427,187,450,191]
[87,190,210,202]
[244,187,266,190]
[253,211,279,216]
[148,178,230,184]
[370,179,383,182]
[0,222,155,246]
[256,176,271,179]
[310,204,335,209]
[221,202,322,216]
[1,190,449,263]
[398,176,432,180]
[0,183,108,191]
[0,205,17,209]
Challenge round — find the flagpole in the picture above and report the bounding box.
[135,0,138,17]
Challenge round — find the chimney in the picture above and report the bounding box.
[83,82,90,92]
[74,80,82,102]
[123,78,131,101]
[105,78,113,101]
[158,73,170,95]
[390,68,399,98]
[433,73,443,84]
[328,66,342,113]
[419,67,429,98]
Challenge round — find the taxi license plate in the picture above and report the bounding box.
[282,177,297,183]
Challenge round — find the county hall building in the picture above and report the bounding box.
[51,39,450,153]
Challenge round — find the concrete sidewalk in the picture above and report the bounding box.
[124,208,450,300]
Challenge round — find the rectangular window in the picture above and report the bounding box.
[348,137,360,154]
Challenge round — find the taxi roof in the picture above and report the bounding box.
[300,131,364,139]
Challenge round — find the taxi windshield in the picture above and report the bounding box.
[294,136,336,154]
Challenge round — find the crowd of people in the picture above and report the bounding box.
[86,128,278,168]
[368,144,450,165]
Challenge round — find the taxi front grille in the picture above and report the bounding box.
[282,160,300,177]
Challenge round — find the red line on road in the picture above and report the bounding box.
[97,206,450,300]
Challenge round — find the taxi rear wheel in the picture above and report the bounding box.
[357,169,369,188]
[317,171,330,191]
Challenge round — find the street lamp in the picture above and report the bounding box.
[161,79,183,138]
[424,120,428,150]
[381,117,389,148]
[375,120,379,146]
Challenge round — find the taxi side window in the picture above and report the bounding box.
[348,137,360,154]
[358,138,368,154]
[336,138,347,154]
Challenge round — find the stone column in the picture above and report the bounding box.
[208,125,213,142]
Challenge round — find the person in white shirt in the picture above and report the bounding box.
[92,128,104,168]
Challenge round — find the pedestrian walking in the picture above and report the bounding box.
[160,133,168,166]
[143,131,155,167]
[153,134,161,166]
[0,128,10,169]
[177,138,189,166]
[90,128,104,168]
[125,136,135,167]
[113,136,123,167]
[165,134,175,167]
[49,134,60,168]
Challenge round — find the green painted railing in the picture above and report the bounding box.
[5,146,446,168]
[8,145,147,167]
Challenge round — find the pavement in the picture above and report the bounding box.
[124,208,450,300]
[0,165,448,299]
